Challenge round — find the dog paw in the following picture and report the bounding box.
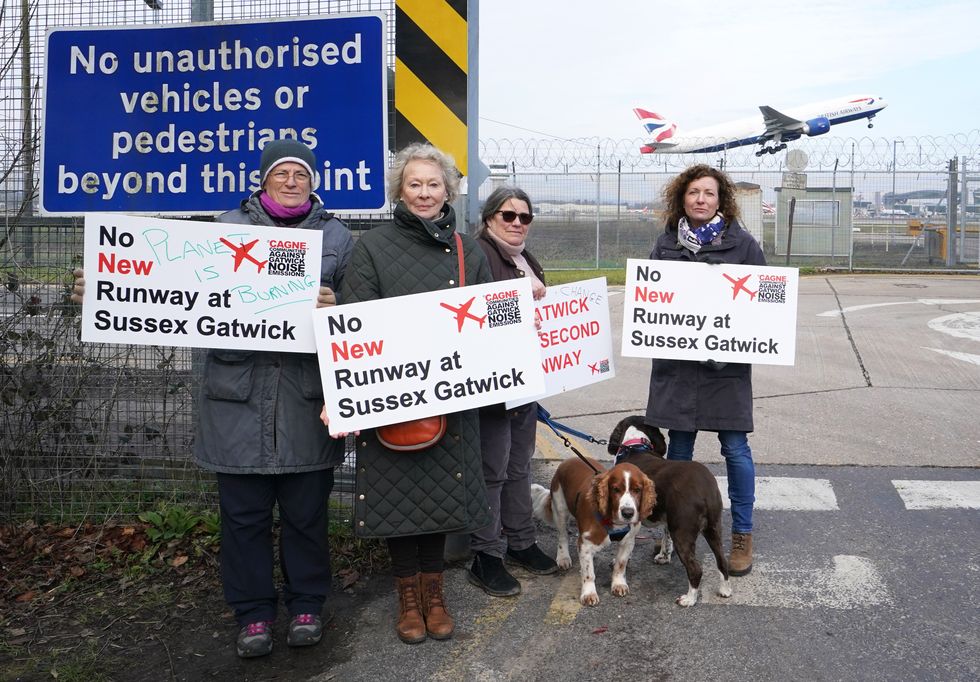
[718,580,733,598]
[675,590,699,607]
[557,557,572,571]
[580,591,600,607]
[653,551,671,565]
[611,583,630,597]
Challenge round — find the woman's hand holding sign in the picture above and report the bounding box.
[319,405,358,438]
[316,286,337,308]
[71,268,86,304]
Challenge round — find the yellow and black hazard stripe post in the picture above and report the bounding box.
[394,0,470,176]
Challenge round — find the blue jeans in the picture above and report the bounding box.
[666,430,755,534]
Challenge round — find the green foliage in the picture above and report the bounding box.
[197,509,221,537]
[192,509,222,553]
[544,268,626,286]
[138,504,204,543]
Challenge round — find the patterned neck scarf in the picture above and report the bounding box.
[677,212,725,253]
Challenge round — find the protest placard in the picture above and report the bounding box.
[81,213,323,352]
[313,279,546,435]
[622,259,798,365]
[507,277,615,408]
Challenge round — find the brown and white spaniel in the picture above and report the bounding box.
[609,416,733,607]
[531,458,654,606]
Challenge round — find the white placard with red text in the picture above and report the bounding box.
[622,258,798,365]
[80,213,323,352]
[313,278,546,434]
[506,277,615,408]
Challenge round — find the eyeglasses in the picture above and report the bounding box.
[270,170,312,183]
[496,210,534,225]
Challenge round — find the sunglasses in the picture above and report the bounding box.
[496,210,534,225]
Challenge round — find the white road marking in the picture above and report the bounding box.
[817,301,914,317]
[922,347,980,366]
[817,298,980,317]
[716,476,839,510]
[701,555,891,609]
[893,480,980,509]
[926,311,980,342]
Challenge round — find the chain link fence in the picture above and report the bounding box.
[2,0,978,522]
[480,167,980,271]
[1,0,396,523]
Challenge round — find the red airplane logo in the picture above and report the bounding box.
[440,296,486,332]
[723,273,757,301]
[219,237,268,273]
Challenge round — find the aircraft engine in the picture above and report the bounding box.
[802,117,831,136]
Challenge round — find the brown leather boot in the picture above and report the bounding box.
[395,575,426,644]
[729,532,753,576]
[419,571,455,640]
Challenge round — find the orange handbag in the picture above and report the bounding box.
[376,415,448,452]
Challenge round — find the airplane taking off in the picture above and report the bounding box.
[634,95,887,156]
[440,297,487,332]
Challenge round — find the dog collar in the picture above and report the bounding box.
[614,438,654,465]
[596,512,632,542]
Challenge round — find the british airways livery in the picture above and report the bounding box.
[634,95,887,156]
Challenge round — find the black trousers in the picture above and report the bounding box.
[387,533,446,578]
[216,469,334,626]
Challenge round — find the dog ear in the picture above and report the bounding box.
[648,428,667,457]
[607,416,649,455]
[639,471,656,519]
[589,470,611,518]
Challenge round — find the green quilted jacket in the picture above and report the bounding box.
[340,202,493,538]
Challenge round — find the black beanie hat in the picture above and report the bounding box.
[259,139,316,183]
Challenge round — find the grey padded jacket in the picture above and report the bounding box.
[193,192,353,474]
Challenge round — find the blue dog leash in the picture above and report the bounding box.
[536,405,606,475]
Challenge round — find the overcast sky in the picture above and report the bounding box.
[478,0,980,142]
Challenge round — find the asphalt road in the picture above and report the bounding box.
[292,275,980,682]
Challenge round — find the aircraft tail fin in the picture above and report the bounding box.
[633,108,677,153]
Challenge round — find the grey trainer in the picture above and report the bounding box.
[287,613,323,647]
[236,620,273,658]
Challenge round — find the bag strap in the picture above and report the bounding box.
[454,232,465,287]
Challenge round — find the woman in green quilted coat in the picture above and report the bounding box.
[329,143,493,645]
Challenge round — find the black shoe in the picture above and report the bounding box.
[467,552,521,597]
[505,543,559,575]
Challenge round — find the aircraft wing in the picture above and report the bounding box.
[758,105,804,139]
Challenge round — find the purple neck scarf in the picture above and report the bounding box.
[260,191,312,220]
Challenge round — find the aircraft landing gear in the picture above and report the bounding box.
[868,122,874,128]
[756,143,788,156]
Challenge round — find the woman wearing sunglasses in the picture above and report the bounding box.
[467,186,559,597]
